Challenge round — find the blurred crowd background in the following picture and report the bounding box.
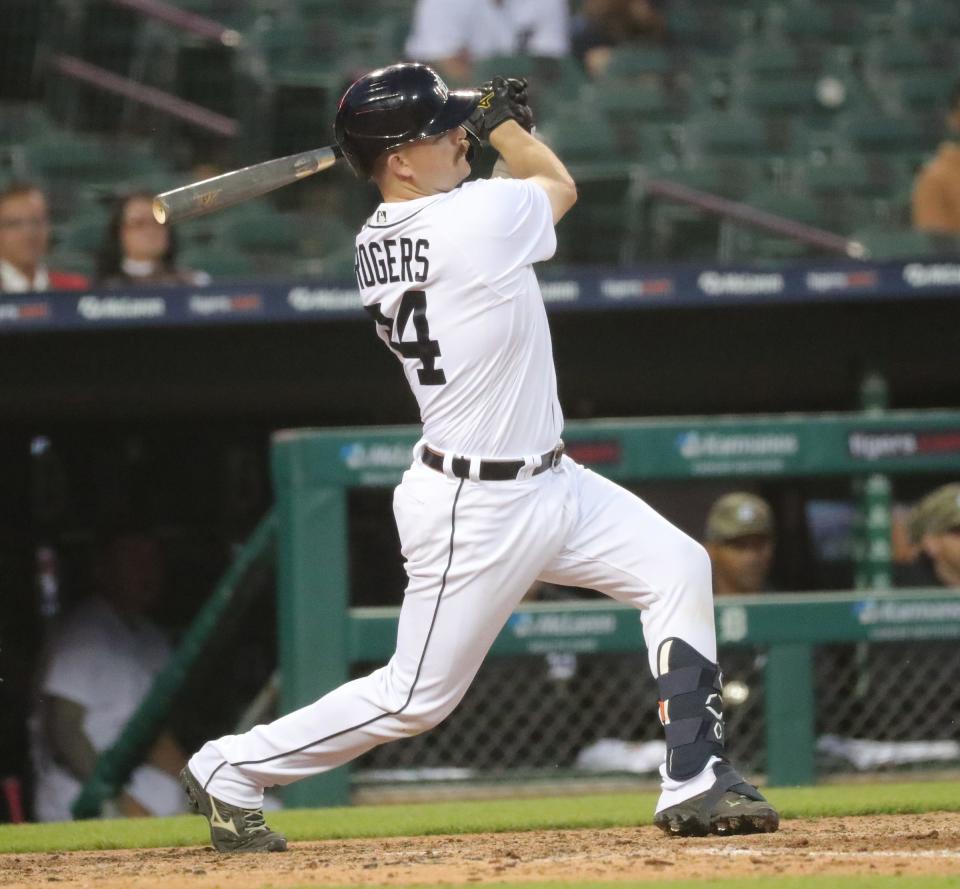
[2,0,960,287]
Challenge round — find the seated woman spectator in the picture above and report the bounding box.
[95,192,209,288]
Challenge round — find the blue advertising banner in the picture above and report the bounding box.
[0,258,956,334]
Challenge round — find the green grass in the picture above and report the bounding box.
[1,779,958,855]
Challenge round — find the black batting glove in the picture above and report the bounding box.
[466,76,534,142]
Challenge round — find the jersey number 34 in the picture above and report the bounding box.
[366,289,446,386]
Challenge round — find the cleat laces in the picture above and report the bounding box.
[242,809,269,834]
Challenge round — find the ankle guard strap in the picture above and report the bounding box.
[656,638,726,781]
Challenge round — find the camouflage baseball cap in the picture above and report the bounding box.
[706,493,774,542]
[908,483,960,544]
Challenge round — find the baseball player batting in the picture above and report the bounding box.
[179,62,779,852]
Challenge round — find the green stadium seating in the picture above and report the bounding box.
[800,158,885,196]
[897,0,960,36]
[45,250,96,278]
[180,245,255,277]
[665,3,739,54]
[603,44,673,80]
[539,113,620,164]
[686,111,770,158]
[11,0,953,268]
[223,212,301,254]
[720,187,826,261]
[770,2,859,44]
[736,78,820,117]
[26,136,115,180]
[59,217,108,255]
[865,38,935,73]
[890,72,953,113]
[840,114,930,156]
[555,168,633,264]
[736,41,809,80]
[851,226,941,259]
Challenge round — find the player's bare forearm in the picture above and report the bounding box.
[489,121,577,222]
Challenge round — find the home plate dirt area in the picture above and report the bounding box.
[2,812,959,888]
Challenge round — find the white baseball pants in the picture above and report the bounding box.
[190,455,719,812]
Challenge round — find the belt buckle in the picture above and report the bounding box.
[550,439,565,470]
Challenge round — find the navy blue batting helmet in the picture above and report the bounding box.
[334,63,481,178]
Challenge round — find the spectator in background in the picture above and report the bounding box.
[404,0,570,85]
[0,182,88,293]
[912,80,960,235]
[704,493,775,595]
[906,483,960,589]
[31,532,189,821]
[572,0,667,79]
[95,192,209,288]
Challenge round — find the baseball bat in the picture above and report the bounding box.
[152,144,343,224]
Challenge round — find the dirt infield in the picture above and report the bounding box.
[2,812,959,887]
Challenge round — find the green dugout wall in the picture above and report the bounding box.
[272,409,960,808]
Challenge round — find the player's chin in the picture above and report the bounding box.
[453,153,471,180]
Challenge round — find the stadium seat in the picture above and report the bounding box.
[769,2,859,45]
[223,211,301,254]
[864,38,936,74]
[720,187,827,261]
[840,114,930,157]
[664,3,736,54]
[59,216,109,255]
[45,250,96,278]
[735,41,810,80]
[897,0,960,36]
[180,246,255,277]
[800,158,885,197]
[735,79,820,118]
[555,167,633,264]
[851,226,941,259]
[603,44,673,80]
[889,72,953,114]
[685,111,770,159]
[589,80,677,122]
[539,113,620,164]
[25,136,117,181]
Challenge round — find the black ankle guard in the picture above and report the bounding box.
[656,638,725,781]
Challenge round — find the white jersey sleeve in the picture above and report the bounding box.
[444,178,556,296]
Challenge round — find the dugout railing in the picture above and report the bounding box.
[73,408,960,816]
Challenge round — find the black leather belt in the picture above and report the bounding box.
[422,441,564,481]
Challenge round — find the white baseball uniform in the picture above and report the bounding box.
[189,177,720,813]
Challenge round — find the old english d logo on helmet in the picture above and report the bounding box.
[334,63,482,179]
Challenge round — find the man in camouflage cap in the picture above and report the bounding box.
[704,493,775,595]
[908,483,960,588]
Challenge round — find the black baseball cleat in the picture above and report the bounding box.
[654,761,779,837]
[180,766,287,853]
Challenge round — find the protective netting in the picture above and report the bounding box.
[815,642,960,774]
[353,646,768,782]
[353,640,959,786]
